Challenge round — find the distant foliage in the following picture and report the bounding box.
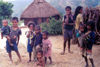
[40,18,62,35]
[0,1,13,27]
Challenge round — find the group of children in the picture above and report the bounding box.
[1,6,96,67]
[63,6,95,67]
[1,17,52,67]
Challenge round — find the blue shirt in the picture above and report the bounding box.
[1,26,10,36]
[32,32,42,47]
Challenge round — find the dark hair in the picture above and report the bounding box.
[87,21,95,31]
[65,6,71,10]
[43,31,49,36]
[37,50,43,56]
[28,22,35,28]
[12,17,19,22]
[74,6,83,21]
[35,25,41,30]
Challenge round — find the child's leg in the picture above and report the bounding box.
[15,51,21,62]
[8,52,13,63]
[48,56,52,64]
[89,58,95,67]
[28,52,32,62]
[62,38,67,55]
[6,36,13,46]
[68,39,71,52]
[45,57,47,64]
[82,55,89,67]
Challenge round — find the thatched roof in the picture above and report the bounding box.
[20,0,60,19]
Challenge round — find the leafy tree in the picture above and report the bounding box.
[0,1,13,27]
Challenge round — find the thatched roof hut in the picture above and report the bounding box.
[20,0,60,25]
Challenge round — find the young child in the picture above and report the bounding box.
[82,21,95,67]
[27,22,35,62]
[42,31,52,64]
[35,50,45,67]
[1,20,10,39]
[6,17,21,63]
[76,24,85,48]
[32,25,42,61]
[62,6,74,55]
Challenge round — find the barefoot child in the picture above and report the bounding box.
[62,6,74,54]
[27,22,35,62]
[42,31,52,64]
[82,21,95,67]
[32,25,42,61]
[35,50,45,67]
[6,17,21,63]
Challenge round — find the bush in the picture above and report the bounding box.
[40,18,62,35]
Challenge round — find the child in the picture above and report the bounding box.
[27,22,35,62]
[1,20,10,39]
[42,31,52,64]
[32,25,42,61]
[82,21,95,67]
[35,50,45,67]
[76,24,85,48]
[6,17,21,63]
[62,6,74,55]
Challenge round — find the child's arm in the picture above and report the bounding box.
[1,33,3,39]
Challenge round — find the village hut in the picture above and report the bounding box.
[20,0,60,25]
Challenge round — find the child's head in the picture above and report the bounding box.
[87,21,95,31]
[12,17,19,27]
[65,6,72,15]
[42,31,49,39]
[2,20,8,26]
[37,50,43,59]
[28,22,35,31]
[79,24,85,32]
[35,25,41,34]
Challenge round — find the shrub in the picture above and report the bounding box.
[40,18,62,35]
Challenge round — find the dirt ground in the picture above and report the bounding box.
[0,35,100,67]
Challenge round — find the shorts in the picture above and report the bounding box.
[27,39,33,53]
[64,29,73,39]
[6,40,18,53]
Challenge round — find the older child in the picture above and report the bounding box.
[32,25,42,61]
[6,17,21,63]
[82,21,95,67]
[42,31,52,64]
[62,6,74,54]
[35,50,45,67]
[27,22,35,62]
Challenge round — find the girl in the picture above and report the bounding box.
[62,6,74,55]
[6,17,21,63]
[27,22,35,62]
[74,6,83,30]
[35,50,45,67]
[42,31,52,64]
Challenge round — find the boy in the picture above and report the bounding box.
[82,21,95,67]
[61,6,74,55]
[32,25,42,61]
[6,17,21,63]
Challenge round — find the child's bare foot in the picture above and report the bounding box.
[50,61,52,64]
[84,64,89,67]
[27,60,31,63]
[61,52,65,55]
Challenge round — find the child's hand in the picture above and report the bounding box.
[6,36,10,40]
[13,36,17,39]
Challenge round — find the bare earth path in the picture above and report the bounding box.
[0,35,100,67]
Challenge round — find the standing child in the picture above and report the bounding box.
[32,25,42,61]
[62,6,74,55]
[82,21,95,67]
[6,17,21,63]
[35,50,45,67]
[27,22,35,62]
[42,31,52,64]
